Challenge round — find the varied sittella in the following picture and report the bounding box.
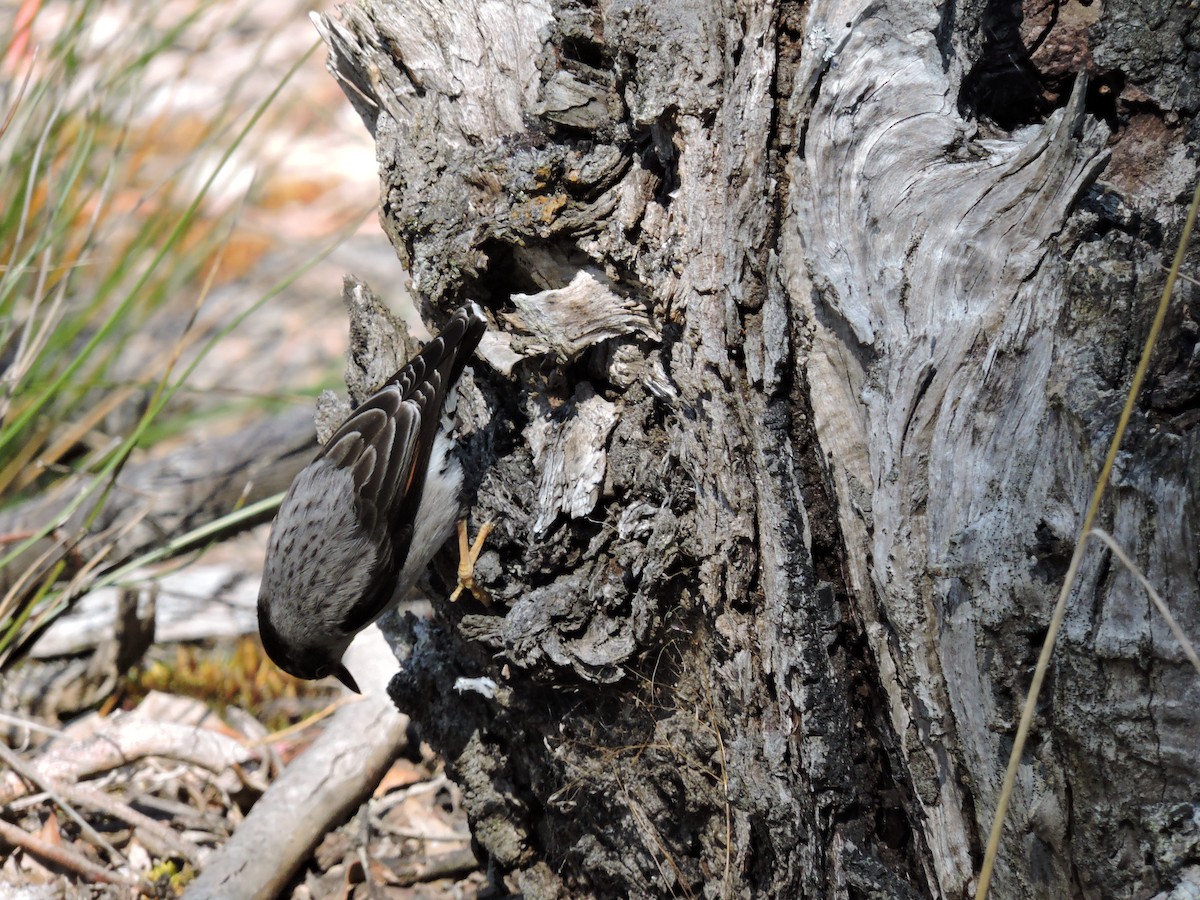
[257,303,487,693]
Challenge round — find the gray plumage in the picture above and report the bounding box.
[257,303,487,692]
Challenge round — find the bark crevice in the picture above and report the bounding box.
[316,0,1200,895]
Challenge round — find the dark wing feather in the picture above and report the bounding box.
[315,304,486,633]
[391,306,486,525]
[321,392,420,516]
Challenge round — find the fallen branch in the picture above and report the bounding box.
[0,716,258,805]
[182,688,409,899]
[0,816,141,887]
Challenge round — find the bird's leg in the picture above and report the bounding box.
[449,519,493,606]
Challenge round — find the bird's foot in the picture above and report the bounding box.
[449,519,493,606]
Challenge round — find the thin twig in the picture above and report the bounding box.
[0,718,257,805]
[0,535,71,625]
[248,693,360,746]
[0,741,128,866]
[616,772,693,900]
[0,709,66,740]
[67,784,204,866]
[0,815,140,887]
[371,774,451,816]
[701,673,732,900]
[368,816,472,843]
[388,847,480,887]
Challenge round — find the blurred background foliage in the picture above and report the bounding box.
[0,0,378,678]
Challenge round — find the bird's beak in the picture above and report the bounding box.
[333,663,360,694]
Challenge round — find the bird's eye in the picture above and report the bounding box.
[314,664,329,678]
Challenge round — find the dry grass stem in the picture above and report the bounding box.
[1090,527,1200,677]
[975,176,1200,898]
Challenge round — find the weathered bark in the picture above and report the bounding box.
[316,0,1199,897]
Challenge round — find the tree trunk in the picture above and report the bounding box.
[314,1,1199,897]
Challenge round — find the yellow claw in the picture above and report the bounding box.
[449,519,494,606]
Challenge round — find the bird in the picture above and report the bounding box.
[257,302,487,693]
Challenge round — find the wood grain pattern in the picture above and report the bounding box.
[314,0,1200,896]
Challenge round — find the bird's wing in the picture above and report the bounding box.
[321,393,420,532]
[314,304,486,632]
[320,304,486,538]
[317,395,420,635]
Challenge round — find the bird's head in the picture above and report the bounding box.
[257,599,360,693]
